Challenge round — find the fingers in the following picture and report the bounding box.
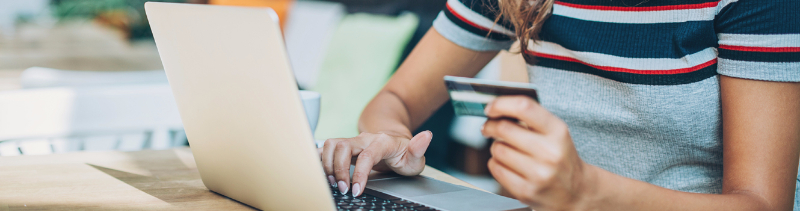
[484,96,566,135]
[490,142,549,180]
[323,137,367,194]
[482,119,555,156]
[488,158,536,206]
[320,131,429,196]
[383,131,433,176]
[408,131,432,158]
[351,143,386,197]
[321,138,342,185]
[333,140,359,195]
[318,145,334,188]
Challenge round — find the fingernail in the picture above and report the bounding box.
[484,103,492,115]
[352,183,361,197]
[328,175,336,187]
[337,181,348,195]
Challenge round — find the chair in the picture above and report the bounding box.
[0,84,185,156]
[310,12,419,140]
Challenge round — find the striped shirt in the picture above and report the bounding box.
[434,0,799,195]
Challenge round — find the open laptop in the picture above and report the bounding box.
[145,2,528,211]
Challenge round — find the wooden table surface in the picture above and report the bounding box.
[0,148,483,210]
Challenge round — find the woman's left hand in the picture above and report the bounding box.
[481,96,597,211]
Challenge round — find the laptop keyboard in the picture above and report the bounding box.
[330,186,439,211]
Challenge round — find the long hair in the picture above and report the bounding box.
[495,0,555,64]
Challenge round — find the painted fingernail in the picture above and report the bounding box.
[328,175,336,187]
[337,181,348,195]
[352,183,361,197]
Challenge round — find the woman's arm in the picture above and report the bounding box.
[321,28,500,196]
[358,28,499,137]
[482,75,800,210]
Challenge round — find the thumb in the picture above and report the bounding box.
[407,130,432,158]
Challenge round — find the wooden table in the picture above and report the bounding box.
[0,148,483,210]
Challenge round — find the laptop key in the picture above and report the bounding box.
[330,187,440,211]
[393,201,412,205]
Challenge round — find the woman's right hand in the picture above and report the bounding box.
[319,130,433,197]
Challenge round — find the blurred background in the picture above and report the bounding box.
[0,0,528,194]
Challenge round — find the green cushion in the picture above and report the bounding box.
[310,13,418,140]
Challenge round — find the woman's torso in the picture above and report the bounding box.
[526,0,729,193]
[435,0,799,194]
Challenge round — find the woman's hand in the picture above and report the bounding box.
[482,96,597,210]
[319,131,432,197]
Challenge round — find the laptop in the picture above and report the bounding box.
[145,2,529,211]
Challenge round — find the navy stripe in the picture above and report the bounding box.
[443,8,514,41]
[539,15,717,59]
[535,57,718,85]
[718,49,800,62]
[557,0,717,7]
[716,0,800,34]
[458,0,515,30]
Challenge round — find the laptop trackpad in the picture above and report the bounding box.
[366,176,466,197]
[366,176,530,211]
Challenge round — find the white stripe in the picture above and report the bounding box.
[718,34,800,48]
[552,0,738,24]
[447,0,515,36]
[444,76,537,90]
[433,12,516,51]
[718,58,800,82]
[552,4,716,24]
[716,0,738,14]
[450,91,497,104]
[528,41,718,70]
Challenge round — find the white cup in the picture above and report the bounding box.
[299,90,321,133]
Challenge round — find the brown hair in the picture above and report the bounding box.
[495,0,555,64]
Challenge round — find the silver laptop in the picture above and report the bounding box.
[145,2,528,211]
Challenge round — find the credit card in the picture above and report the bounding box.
[444,76,539,117]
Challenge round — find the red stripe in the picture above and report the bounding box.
[446,3,492,32]
[528,52,717,75]
[719,45,800,53]
[555,1,719,11]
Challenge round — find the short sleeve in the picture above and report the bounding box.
[715,0,800,82]
[433,0,517,51]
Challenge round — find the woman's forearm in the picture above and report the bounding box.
[588,74,800,211]
[357,90,415,139]
[356,29,499,138]
[350,29,499,174]
[590,166,772,211]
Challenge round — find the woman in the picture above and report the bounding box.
[319,0,800,210]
